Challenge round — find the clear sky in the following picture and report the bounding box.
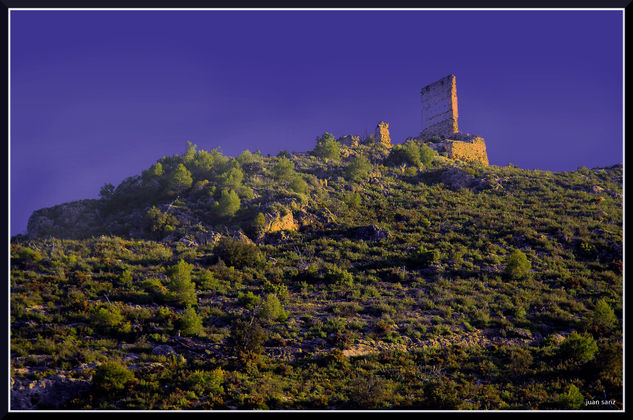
[10,9,624,235]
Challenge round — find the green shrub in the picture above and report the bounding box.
[214,238,263,268]
[229,318,267,364]
[271,157,296,181]
[504,249,531,280]
[412,246,440,267]
[167,259,197,307]
[584,299,617,335]
[237,291,261,310]
[186,368,225,396]
[93,361,135,394]
[345,155,372,182]
[558,384,584,409]
[313,132,341,162]
[167,163,193,195]
[257,294,288,322]
[214,188,241,217]
[178,306,204,337]
[558,331,598,366]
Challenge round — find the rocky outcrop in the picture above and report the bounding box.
[263,212,298,234]
[338,135,360,147]
[351,224,390,241]
[11,374,91,409]
[374,121,392,148]
[439,167,486,191]
[27,199,102,239]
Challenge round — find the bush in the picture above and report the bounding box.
[93,361,135,394]
[558,384,584,409]
[313,132,341,162]
[179,306,204,337]
[186,368,225,396]
[257,294,288,323]
[386,142,420,167]
[167,163,193,195]
[345,155,372,182]
[412,246,440,267]
[271,157,296,181]
[214,238,263,268]
[237,291,261,310]
[583,299,617,335]
[145,206,180,239]
[167,259,197,307]
[504,249,531,280]
[214,188,241,217]
[558,331,598,366]
[419,144,437,168]
[229,318,267,364]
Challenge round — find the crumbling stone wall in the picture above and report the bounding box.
[444,136,489,165]
[338,135,360,147]
[421,74,459,138]
[375,121,392,147]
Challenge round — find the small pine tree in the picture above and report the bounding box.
[558,384,585,409]
[584,299,617,335]
[504,249,531,280]
[167,259,197,307]
[313,132,341,162]
[167,163,193,195]
[345,155,372,181]
[271,156,296,181]
[179,305,204,337]
[215,188,241,217]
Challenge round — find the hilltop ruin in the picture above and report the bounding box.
[419,74,489,165]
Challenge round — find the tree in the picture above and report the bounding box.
[257,294,288,323]
[99,183,115,200]
[271,156,296,181]
[558,384,584,409]
[215,188,240,217]
[167,163,193,195]
[219,162,244,189]
[183,141,197,164]
[345,155,372,182]
[584,299,617,335]
[167,259,197,307]
[253,212,267,235]
[229,318,267,364]
[214,237,263,268]
[558,331,598,366]
[289,176,308,194]
[313,132,341,162]
[93,361,135,395]
[386,142,420,167]
[504,249,531,280]
[179,305,204,337]
[419,143,437,168]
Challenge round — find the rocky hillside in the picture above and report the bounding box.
[12,134,623,410]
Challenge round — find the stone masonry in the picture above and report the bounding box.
[420,75,489,166]
[421,74,459,138]
[375,121,392,148]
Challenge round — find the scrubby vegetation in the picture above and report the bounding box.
[11,136,622,410]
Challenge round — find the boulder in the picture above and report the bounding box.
[11,374,90,409]
[351,224,390,241]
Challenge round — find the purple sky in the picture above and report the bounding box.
[10,10,623,235]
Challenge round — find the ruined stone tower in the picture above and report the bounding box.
[419,74,489,165]
[420,74,459,138]
[375,121,392,147]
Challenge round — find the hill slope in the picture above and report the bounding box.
[11,137,623,410]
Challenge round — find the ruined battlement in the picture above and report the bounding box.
[421,74,459,138]
[419,75,489,166]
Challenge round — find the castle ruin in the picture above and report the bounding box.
[420,74,489,165]
[421,74,459,138]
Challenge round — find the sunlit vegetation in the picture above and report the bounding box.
[10,138,622,410]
